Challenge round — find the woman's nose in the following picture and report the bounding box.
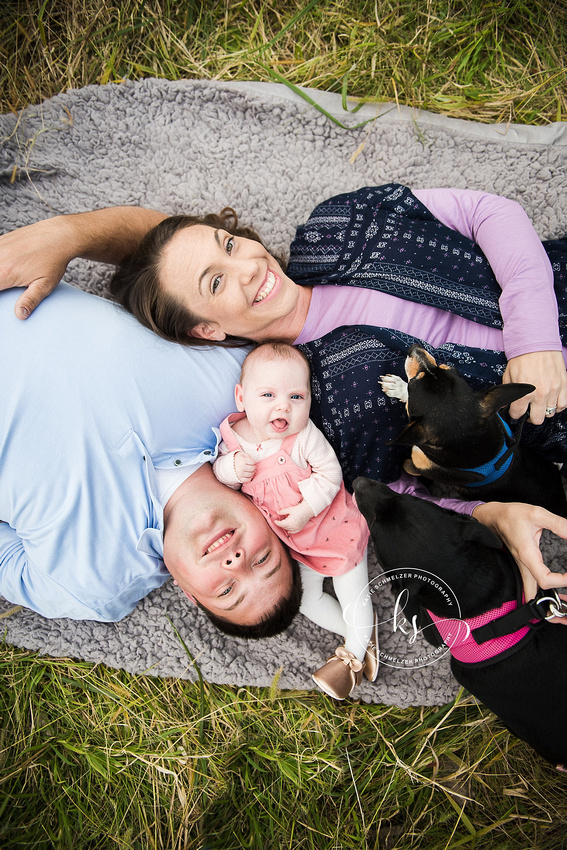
[235,258,260,287]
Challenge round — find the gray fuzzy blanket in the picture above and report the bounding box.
[1,79,566,706]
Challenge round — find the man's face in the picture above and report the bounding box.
[163,466,294,625]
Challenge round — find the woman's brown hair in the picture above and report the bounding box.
[109,208,275,347]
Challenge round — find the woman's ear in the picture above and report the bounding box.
[235,384,245,411]
[190,322,226,341]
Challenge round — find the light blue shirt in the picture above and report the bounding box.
[0,284,246,621]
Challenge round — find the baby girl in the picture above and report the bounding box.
[213,341,379,699]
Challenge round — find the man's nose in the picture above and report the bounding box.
[224,550,244,568]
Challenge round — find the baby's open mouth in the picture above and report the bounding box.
[270,418,288,432]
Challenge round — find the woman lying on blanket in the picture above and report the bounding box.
[2,184,567,621]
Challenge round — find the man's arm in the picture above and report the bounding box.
[0,206,168,319]
[0,522,36,613]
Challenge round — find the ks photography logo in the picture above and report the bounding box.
[365,567,462,669]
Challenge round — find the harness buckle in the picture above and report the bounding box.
[545,591,567,620]
[530,591,567,621]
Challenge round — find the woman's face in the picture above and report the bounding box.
[159,224,307,342]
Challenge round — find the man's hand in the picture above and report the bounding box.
[472,500,567,623]
[0,206,167,320]
[0,218,73,318]
[274,500,316,534]
[233,451,256,484]
[504,351,567,423]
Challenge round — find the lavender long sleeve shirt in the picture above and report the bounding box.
[296,187,566,365]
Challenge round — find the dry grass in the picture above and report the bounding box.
[1,0,566,123]
[1,646,566,849]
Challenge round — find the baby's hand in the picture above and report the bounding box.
[274,500,316,534]
[380,374,408,403]
[234,451,256,483]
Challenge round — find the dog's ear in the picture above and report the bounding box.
[388,420,425,446]
[478,383,535,417]
[391,580,448,643]
[449,513,503,549]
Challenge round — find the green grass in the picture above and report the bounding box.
[1,0,566,123]
[2,2,567,846]
[2,646,566,849]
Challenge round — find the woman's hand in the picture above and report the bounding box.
[472,500,567,623]
[504,351,567,423]
[0,217,74,318]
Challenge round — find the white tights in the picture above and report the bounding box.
[298,551,373,662]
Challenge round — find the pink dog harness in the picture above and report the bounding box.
[427,599,535,664]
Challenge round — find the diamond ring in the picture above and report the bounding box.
[545,406,557,417]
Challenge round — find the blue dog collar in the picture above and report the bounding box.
[458,413,518,487]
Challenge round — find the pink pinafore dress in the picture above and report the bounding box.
[219,413,368,576]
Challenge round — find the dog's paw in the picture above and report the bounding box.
[380,374,408,403]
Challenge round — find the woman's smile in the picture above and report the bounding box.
[253,270,278,304]
[159,224,311,342]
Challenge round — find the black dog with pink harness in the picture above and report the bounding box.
[353,476,567,768]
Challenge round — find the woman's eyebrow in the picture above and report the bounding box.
[198,229,222,295]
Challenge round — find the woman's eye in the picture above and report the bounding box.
[256,553,270,566]
[220,585,233,597]
[211,275,221,294]
[226,237,234,255]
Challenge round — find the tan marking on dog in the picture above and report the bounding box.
[407,446,434,474]
[403,459,422,476]
[405,349,438,379]
[405,359,421,380]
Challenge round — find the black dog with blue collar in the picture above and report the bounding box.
[457,412,524,487]
[383,345,567,516]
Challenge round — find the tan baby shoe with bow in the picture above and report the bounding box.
[312,646,365,700]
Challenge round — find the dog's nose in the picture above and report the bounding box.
[352,476,373,498]
[352,476,363,494]
[407,345,438,375]
[407,344,425,358]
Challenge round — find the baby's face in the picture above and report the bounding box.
[235,355,311,443]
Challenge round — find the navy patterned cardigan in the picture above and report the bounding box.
[286,185,567,488]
